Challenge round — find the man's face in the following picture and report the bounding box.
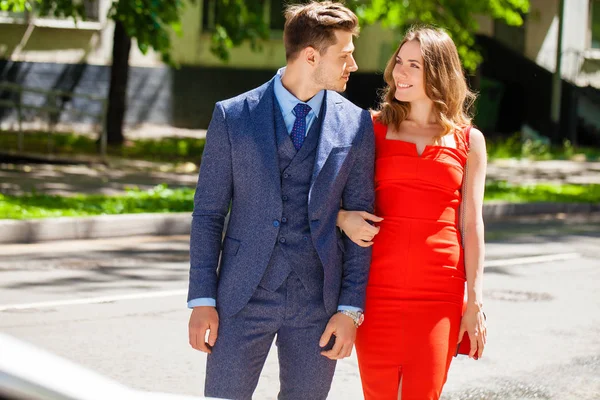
[312,30,358,92]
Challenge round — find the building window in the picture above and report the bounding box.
[269,0,285,31]
[0,0,99,22]
[592,0,600,48]
[202,0,217,32]
[0,9,27,19]
[81,0,100,22]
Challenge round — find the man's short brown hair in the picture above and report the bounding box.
[283,1,360,61]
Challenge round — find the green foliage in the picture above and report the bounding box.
[37,0,87,20]
[486,133,600,161]
[0,131,206,162]
[521,137,550,159]
[204,0,532,67]
[0,184,195,219]
[562,139,574,160]
[0,0,271,64]
[348,0,530,72]
[0,0,29,12]
[108,0,189,65]
[2,183,599,220]
[485,182,600,203]
[1,0,531,68]
[121,136,205,161]
[486,133,522,159]
[208,0,270,62]
[592,0,600,48]
[4,130,597,163]
[1,0,190,65]
[0,0,91,16]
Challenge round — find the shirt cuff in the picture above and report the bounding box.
[187,298,216,308]
[337,305,363,313]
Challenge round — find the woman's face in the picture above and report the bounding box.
[392,40,428,103]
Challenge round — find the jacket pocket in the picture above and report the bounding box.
[330,145,352,156]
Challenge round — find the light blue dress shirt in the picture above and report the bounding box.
[188,68,361,313]
[273,67,324,135]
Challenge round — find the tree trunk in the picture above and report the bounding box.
[105,20,132,146]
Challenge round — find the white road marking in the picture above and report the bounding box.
[0,289,187,312]
[484,252,581,267]
[0,253,582,312]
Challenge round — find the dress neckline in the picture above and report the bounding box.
[380,124,460,158]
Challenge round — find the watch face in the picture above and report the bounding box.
[358,314,365,326]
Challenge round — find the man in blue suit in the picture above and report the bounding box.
[187,2,374,399]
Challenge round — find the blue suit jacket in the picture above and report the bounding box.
[188,77,375,318]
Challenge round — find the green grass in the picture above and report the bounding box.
[0,131,205,163]
[1,183,599,220]
[486,133,600,161]
[2,130,599,163]
[485,182,600,203]
[0,185,194,220]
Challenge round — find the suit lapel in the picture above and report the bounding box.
[246,79,281,195]
[308,91,344,202]
[274,103,297,161]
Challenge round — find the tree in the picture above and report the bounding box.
[203,0,270,62]
[348,0,530,73]
[102,0,271,144]
[204,0,530,73]
[2,0,529,144]
[0,0,269,146]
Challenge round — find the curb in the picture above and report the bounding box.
[1,202,599,244]
[0,213,191,244]
[482,201,600,219]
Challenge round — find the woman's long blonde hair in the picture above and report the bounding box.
[376,26,477,138]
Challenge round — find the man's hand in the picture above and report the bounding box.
[319,312,357,360]
[188,306,219,353]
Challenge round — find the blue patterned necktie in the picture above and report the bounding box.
[290,103,312,151]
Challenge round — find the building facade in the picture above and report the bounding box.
[0,0,598,140]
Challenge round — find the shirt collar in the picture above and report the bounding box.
[274,67,324,119]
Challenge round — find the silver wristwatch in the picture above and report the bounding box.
[338,310,364,327]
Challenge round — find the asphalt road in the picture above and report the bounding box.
[1,217,599,399]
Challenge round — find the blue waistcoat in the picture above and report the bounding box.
[258,98,324,297]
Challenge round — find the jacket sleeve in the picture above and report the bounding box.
[187,102,233,302]
[337,110,375,309]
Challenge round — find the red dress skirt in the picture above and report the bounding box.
[355,120,470,400]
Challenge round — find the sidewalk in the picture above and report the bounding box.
[0,158,198,196]
[487,159,600,185]
[2,158,600,197]
[0,158,599,244]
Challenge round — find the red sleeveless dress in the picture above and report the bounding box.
[355,119,470,400]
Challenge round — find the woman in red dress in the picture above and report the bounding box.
[337,27,487,399]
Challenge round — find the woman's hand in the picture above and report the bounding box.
[458,302,487,359]
[337,210,383,247]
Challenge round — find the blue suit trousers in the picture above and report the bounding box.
[205,272,336,400]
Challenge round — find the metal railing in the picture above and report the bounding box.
[0,81,108,158]
[536,48,600,87]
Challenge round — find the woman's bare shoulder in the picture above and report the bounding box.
[469,127,485,146]
[467,127,487,160]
